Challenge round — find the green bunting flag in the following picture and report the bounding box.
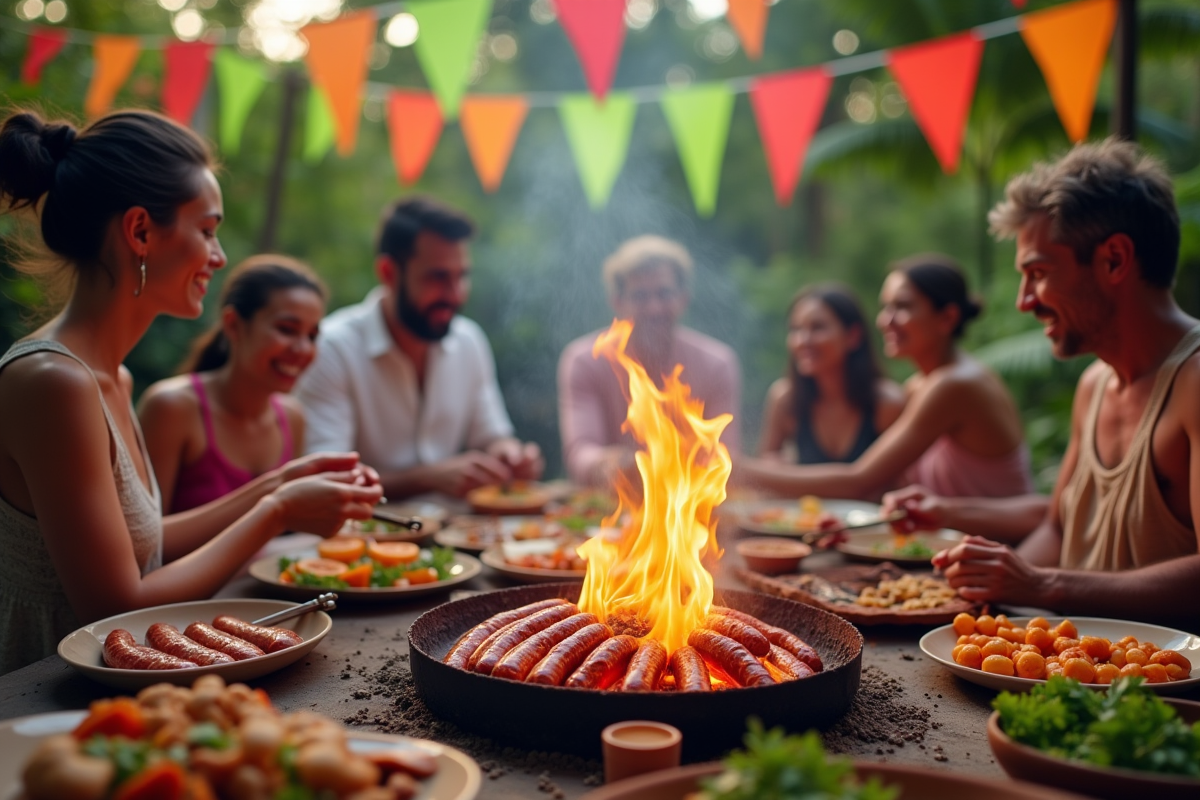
[558,93,636,210]
[214,49,267,155]
[304,84,337,164]
[407,0,493,120]
[660,83,735,216]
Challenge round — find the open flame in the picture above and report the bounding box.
[576,319,732,655]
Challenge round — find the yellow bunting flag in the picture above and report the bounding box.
[85,36,140,118]
[1020,0,1116,143]
[301,11,377,156]
[726,0,770,61]
[460,96,529,193]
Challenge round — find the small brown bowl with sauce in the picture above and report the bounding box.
[736,538,812,575]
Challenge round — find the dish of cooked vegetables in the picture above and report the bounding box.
[992,675,1200,779]
[478,538,587,583]
[836,529,963,565]
[921,615,1200,694]
[434,516,567,553]
[6,674,481,800]
[465,481,555,515]
[732,497,881,538]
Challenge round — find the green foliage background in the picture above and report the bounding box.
[1,0,1198,488]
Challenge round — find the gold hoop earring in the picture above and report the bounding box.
[135,255,146,298]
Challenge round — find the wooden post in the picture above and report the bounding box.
[258,68,303,252]
[1113,0,1137,140]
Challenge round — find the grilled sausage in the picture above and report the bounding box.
[212,615,304,653]
[621,639,668,691]
[103,629,197,670]
[146,623,234,666]
[444,599,569,669]
[688,629,775,687]
[565,635,640,689]
[491,613,599,681]
[711,607,822,672]
[703,614,770,657]
[767,643,815,680]
[526,623,612,685]
[669,645,712,692]
[184,623,266,661]
[710,606,771,633]
[471,603,579,675]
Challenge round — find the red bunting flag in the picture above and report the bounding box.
[727,0,770,61]
[301,11,377,156]
[552,0,628,100]
[886,32,984,174]
[387,90,443,185]
[749,68,831,206]
[162,40,215,126]
[460,96,529,193]
[21,26,66,85]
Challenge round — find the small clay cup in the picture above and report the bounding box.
[602,721,682,784]
[736,537,812,574]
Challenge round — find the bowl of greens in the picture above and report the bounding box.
[988,675,1200,799]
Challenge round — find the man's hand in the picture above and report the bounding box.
[933,535,1053,605]
[426,451,513,497]
[270,471,384,536]
[487,438,545,481]
[882,485,946,534]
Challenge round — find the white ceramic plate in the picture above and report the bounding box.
[730,498,883,538]
[837,529,964,565]
[434,515,566,553]
[920,616,1200,694]
[57,599,331,691]
[479,544,586,584]
[0,711,481,800]
[249,549,482,602]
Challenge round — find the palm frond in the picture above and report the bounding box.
[974,328,1055,377]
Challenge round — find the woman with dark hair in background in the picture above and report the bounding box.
[758,284,905,464]
[0,109,380,673]
[740,254,1033,503]
[139,255,347,514]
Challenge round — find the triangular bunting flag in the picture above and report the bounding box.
[387,90,444,184]
[749,68,831,206]
[726,0,770,61]
[460,95,529,193]
[21,26,66,85]
[1020,0,1116,143]
[552,0,628,100]
[85,36,140,118]
[303,85,337,164]
[214,50,267,155]
[660,83,736,216]
[886,32,984,174]
[162,40,215,126]
[301,10,377,156]
[559,93,636,209]
[407,0,493,120]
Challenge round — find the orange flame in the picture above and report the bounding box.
[577,319,732,655]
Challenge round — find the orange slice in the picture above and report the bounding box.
[367,541,420,566]
[401,567,439,585]
[294,557,349,577]
[341,562,374,588]
[317,536,367,563]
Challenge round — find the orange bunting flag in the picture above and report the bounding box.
[887,32,984,174]
[749,68,831,206]
[162,40,215,126]
[460,96,529,193]
[85,36,140,118]
[386,90,444,185]
[301,11,377,156]
[1020,0,1116,143]
[552,0,628,100]
[726,0,770,61]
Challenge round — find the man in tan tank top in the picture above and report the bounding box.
[933,138,1200,625]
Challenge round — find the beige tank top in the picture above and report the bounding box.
[0,339,162,675]
[1059,327,1200,571]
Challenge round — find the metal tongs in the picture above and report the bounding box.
[252,592,338,626]
[370,508,424,531]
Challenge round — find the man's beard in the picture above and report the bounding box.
[397,283,456,341]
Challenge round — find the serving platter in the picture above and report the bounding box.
[479,542,587,583]
[465,481,555,515]
[729,497,883,538]
[57,598,330,690]
[920,616,1200,694]
[434,514,567,553]
[248,549,482,602]
[0,711,482,800]
[836,528,964,565]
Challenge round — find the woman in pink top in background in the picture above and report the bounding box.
[739,254,1033,503]
[140,255,358,516]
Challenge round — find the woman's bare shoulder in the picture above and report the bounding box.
[0,349,97,400]
[765,377,792,405]
[137,374,199,417]
[874,378,907,428]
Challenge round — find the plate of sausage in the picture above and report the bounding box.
[56,598,332,690]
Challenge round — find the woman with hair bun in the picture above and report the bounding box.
[0,109,381,674]
[741,254,1033,503]
[139,255,336,514]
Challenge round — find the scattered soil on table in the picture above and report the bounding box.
[823,665,932,755]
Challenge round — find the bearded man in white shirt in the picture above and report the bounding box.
[297,196,543,498]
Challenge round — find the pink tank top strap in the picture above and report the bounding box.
[269,394,295,465]
[190,372,220,447]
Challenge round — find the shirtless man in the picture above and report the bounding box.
[935,138,1200,625]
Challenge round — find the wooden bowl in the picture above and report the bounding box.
[987,698,1200,800]
[736,537,811,575]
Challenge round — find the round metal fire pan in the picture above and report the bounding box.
[409,583,863,759]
